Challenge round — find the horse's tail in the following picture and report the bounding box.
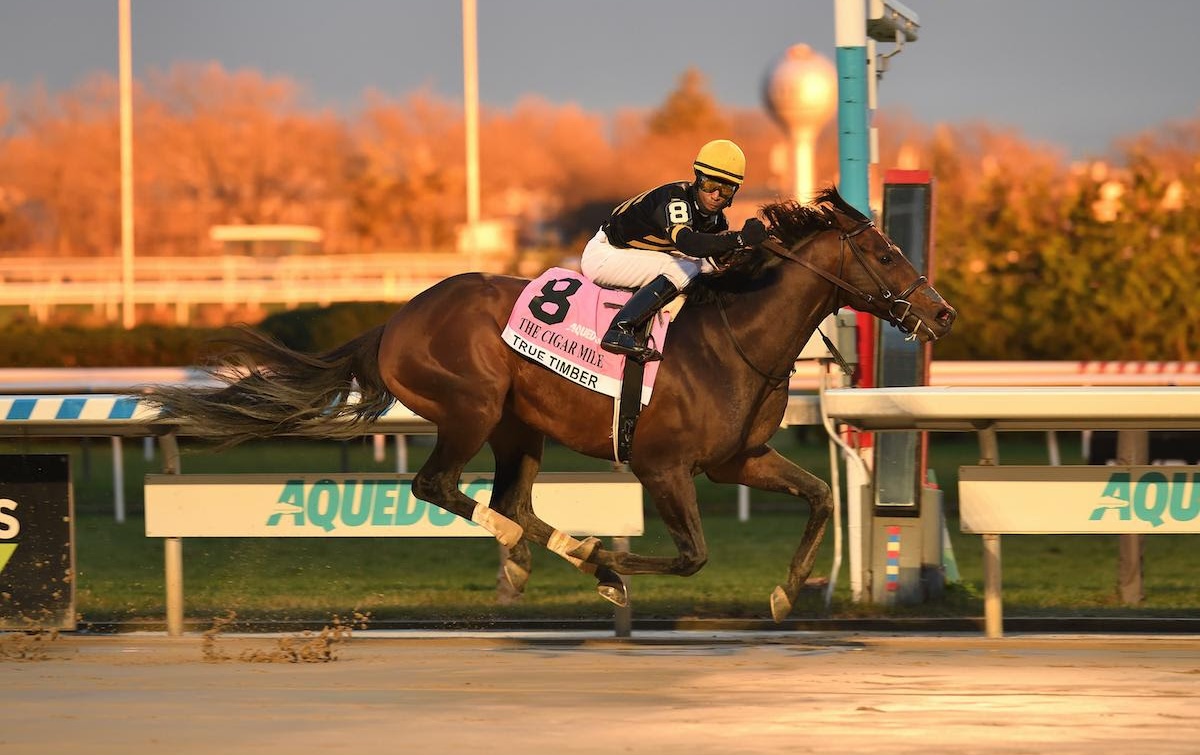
[138,324,390,448]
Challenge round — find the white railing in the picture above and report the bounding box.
[6,377,1199,636]
[3,361,1197,396]
[927,360,1200,387]
[0,253,497,323]
[0,392,644,636]
[0,253,482,283]
[822,385,1200,638]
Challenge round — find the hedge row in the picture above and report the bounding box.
[1,302,400,367]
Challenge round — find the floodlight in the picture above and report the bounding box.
[867,0,919,43]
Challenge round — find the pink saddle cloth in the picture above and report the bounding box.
[501,268,671,404]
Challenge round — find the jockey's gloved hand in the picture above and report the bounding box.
[735,218,768,248]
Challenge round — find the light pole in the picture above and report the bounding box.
[462,0,480,269]
[119,0,135,329]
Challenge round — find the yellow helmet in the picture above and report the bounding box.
[693,139,746,185]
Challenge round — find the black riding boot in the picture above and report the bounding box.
[601,275,679,363]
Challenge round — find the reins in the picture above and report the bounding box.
[715,216,934,383]
[716,298,795,385]
[761,220,931,337]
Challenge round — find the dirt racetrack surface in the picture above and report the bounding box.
[3,631,1199,755]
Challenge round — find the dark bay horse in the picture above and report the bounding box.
[141,187,956,621]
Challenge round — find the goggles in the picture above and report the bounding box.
[696,175,738,200]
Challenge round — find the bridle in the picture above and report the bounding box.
[716,217,937,385]
[761,219,934,339]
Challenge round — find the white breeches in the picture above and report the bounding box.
[580,227,718,290]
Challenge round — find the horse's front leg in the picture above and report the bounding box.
[706,444,833,622]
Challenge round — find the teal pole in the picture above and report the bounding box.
[833,0,872,605]
[834,0,871,217]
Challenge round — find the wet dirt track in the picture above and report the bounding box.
[3,631,1199,755]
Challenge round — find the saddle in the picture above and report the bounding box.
[501,268,682,462]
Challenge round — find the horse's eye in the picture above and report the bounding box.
[879,253,894,265]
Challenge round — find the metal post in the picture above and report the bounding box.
[737,485,750,522]
[395,435,408,473]
[158,432,184,636]
[612,537,632,637]
[1116,430,1148,605]
[824,435,843,609]
[834,0,875,598]
[111,436,125,524]
[165,537,184,637]
[977,426,1003,638]
[118,0,136,329]
[977,426,999,466]
[159,432,180,475]
[982,534,1002,638]
[461,0,481,268]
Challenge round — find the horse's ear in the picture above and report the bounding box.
[824,185,870,223]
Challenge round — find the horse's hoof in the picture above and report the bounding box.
[496,579,523,605]
[769,585,792,623]
[502,559,530,593]
[597,581,629,608]
[596,566,628,607]
[566,536,601,561]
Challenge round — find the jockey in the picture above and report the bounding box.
[581,138,769,363]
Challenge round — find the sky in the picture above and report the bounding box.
[3,1,1199,160]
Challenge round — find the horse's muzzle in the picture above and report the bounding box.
[918,304,957,342]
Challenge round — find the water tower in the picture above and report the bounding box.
[763,44,838,202]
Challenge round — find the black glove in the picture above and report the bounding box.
[736,218,768,248]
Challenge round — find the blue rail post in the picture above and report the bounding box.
[834,0,871,217]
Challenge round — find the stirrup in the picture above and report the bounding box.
[601,331,662,363]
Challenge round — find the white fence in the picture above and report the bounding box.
[0,253,488,323]
[822,385,1200,637]
[147,471,644,637]
[4,361,1198,397]
[4,366,1200,637]
[0,394,647,636]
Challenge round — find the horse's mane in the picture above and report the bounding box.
[761,185,868,245]
[687,185,861,304]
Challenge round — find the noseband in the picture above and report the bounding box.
[762,220,933,339]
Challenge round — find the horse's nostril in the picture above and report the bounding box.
[937,308,956,326]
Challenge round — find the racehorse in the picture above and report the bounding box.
[140,186,956,621]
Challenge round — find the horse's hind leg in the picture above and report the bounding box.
[706,445,833,622]
[485,415,543,595]
[412,430,523,548]
[488,414,627,606]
